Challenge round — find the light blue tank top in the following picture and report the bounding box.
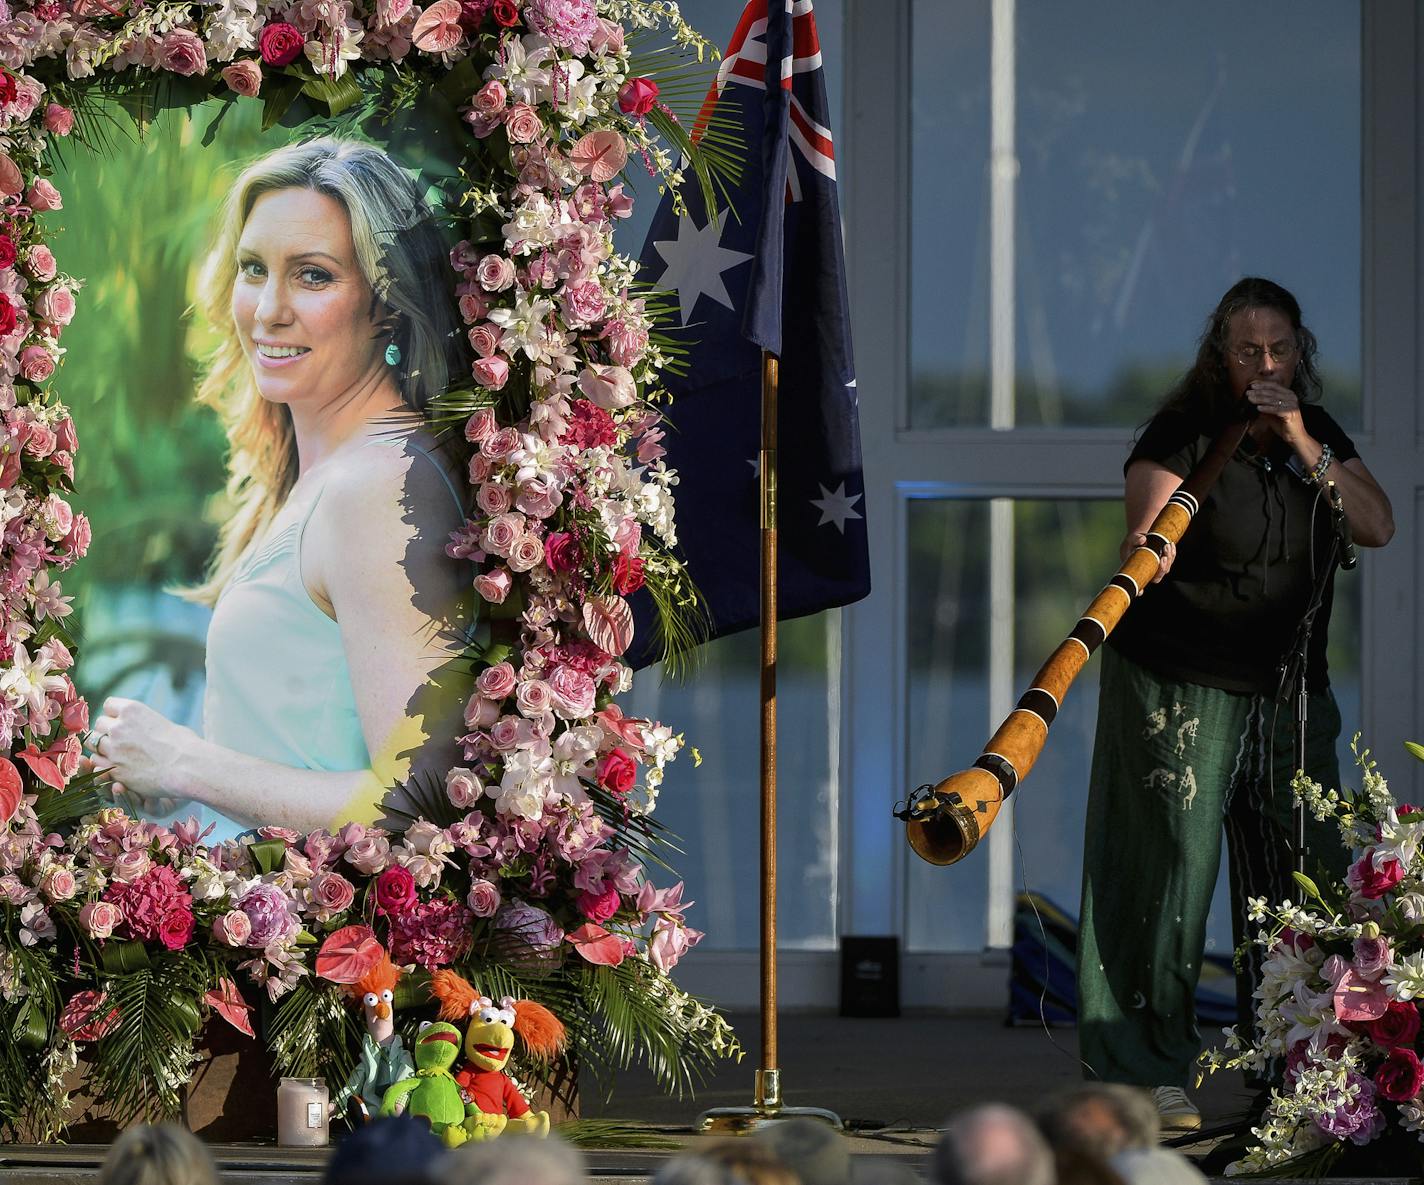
[196,438,465,843]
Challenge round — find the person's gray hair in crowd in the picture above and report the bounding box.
[96,1124,220,1185]
[931,1104,1055,1185]
[653,1139,799,1185]
[1109,1147,1207,1185]
[441,1133,586,1185]
[751,1117,918,1185]
[1035,1084,1158,1160]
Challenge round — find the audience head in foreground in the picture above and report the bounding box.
[932,1104,1055,1185]
[653,1139,801,1185]
[96,1124,220,1185]
[324,1115,445,1185]
[442,1133,586,1185]
[1036,1083,1159,1161]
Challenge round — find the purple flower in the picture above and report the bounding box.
[495,900,564,954]
[237,882,298,948]
[523,0,598,53]
[1313,1073,1386,1146]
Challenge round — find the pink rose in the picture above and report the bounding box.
[221,60,263,97]
[464,407,499,444]
[43,104,74,136]
[481,426,521,460]
[25,245,56,282]
[617,77,659,116]
[1348,849,1406,900]
[504,103,543,145]
[19,347,55,383]
[64,513,91,559]
[1354,934,1393,980]
[577,363,636,409]
[258,22,305,66]
[589,17,624,55]
[468,455,493,483]
[79,900,122,940]
[476,481,512,516]
[12,78,41,121]
[213,908,252,947]
[516,678,553,719]
[467,878,502,918]
[158,29,207,76]
[548,666,596,719]
[543,531,580,575]
[480,512,522,558]
[375,865,418,913]
[40,864,76,902]
[110,848,152,884]
[158,907,194,951]
[578,884,620,923]
[309,870,355,916]
[472,79,507,113]
[489,715,524,750]
[0,154,19,197]
[506,532,544,573]
[476,254,516,292]
[463,694,499,729]
[445,767,483,808]
[26,424,57,458]
[561,280,606,327]
[26,178,61,211]
[411,0,464,52]
[515,479,561,520]
[459,288,489,322]
[61,696,88,733]
[1376,1048,1424,1103]
[474,566,513,604]
[35,285,75,326]
[344,834,392,875]
[467,321,503,358]
[472,355,510,391]
[476,661,518,700]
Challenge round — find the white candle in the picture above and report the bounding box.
[277,1077,330,1147]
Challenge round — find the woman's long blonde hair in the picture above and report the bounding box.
[188,136,462,605]
[97,1123,220,1185]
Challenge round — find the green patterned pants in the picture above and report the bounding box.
[1076,645,1344,1087]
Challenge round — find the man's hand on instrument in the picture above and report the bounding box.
[1122,532,1175,583]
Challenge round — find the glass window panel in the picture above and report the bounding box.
[623,615,840,951]
[904,496,1364,955]
[909,1,1361,430]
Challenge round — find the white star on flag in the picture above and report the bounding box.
[652,209,754,327]
[810,482,863,533]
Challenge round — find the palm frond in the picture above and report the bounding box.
[269,976,364,1087]
[553,1118,680,1149]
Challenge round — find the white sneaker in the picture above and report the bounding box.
[1150,1085,1202,1134]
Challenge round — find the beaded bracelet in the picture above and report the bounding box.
[1307,442,1334,485]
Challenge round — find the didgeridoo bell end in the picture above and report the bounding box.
[904,768,1002,866]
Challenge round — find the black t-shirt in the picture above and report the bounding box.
[1108,403,1359,695]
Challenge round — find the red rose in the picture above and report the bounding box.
[617,78,659,117]
[596,748,637,796]
[491,0,519,27]
[258,22,305,66]
[612,552,645,595]
[577,884,620,924]
[0,294,15,337]
[0,72,15,107]
[0,234,15,270]
[1368,1001,1422,1051]
[158,907,195,951]
[544,531,581,575]
[375,865,418,913]
[1376,1047,1424,1102]
[1348,849,1406,899]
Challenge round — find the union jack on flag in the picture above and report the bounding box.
[625,0,869,667]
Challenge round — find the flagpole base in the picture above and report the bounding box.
[696,1069,843,1134]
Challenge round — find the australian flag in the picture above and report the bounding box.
[627,0,870,667]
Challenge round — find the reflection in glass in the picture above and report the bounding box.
[904,497,1364,954]
[909,0,1361,429]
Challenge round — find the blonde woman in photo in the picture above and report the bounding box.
[87,137,472,841]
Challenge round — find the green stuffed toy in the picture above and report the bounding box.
[379,1020,472,1147]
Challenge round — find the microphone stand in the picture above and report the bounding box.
[1274,480,1352,874]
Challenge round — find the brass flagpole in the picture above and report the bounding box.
[697,351,842,1134]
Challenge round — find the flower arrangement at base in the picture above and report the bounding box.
[1201,738,1424,1176]
[0,0,749,1141]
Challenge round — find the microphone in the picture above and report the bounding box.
[1327,481,1358,570]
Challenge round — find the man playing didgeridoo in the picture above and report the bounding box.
[1077,277,1395,1132]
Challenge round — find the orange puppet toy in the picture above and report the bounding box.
[332,955,416,1120]
[429,969,566,1141]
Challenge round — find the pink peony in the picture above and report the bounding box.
[523,0,598,53]
[548,665,596,719]
[158,29,207,76]
[515,479,561,520]
[236,882,297,947]
[221,60,263,97]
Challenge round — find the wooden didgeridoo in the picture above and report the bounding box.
[897,415,1253,866]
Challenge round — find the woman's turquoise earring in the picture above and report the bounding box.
[385,342,402,367]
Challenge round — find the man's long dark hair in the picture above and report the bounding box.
[1158,277,1323,430]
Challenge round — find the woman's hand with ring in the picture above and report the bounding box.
[88,697,197,807]
[1245,379,1309,448]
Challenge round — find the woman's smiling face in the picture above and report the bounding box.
[232,186,386,407]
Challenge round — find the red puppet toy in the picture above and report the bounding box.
[429,969,567,1141]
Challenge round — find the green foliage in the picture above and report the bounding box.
[268,976,364,1087]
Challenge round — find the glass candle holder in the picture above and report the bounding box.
[277,1076,330,1147]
